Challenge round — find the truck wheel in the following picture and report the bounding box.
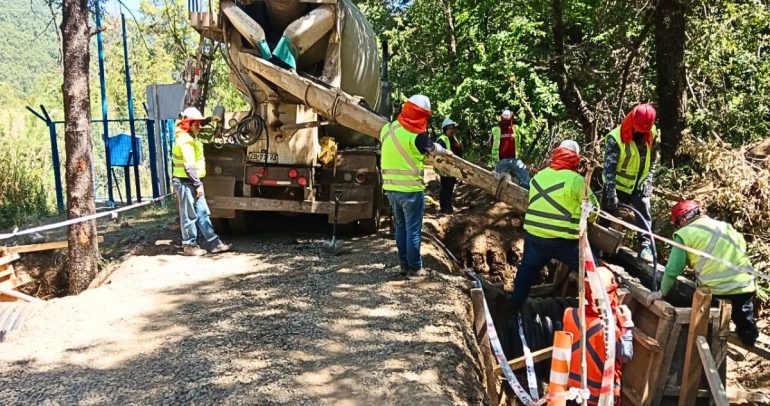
[358,205,381,235]
[227,211,252,234]
[211,218,229,235]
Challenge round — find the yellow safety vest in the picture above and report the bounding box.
[381,121,425,193]
[523,167,585,240]
[172,127,206,179]
[674,216,755,295]
[604,126,656,194]
[435,134,450,177]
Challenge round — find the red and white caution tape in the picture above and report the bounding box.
[518,315,540,401]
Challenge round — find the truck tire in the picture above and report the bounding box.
[211,218,229,235]
[228,211,252,234]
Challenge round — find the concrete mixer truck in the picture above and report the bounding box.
[187,0,389,232]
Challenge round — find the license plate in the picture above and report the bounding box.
[248,152,278,163]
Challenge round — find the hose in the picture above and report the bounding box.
[618,203,659,291]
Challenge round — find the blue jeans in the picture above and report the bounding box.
[509,232,598,310]
[495,158,530,189]
[714,292,758,346]
[387,190,424,270]
[173,178,221,247]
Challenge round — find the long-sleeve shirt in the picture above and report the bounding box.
[661,235,688,295]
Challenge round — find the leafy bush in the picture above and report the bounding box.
[0,141,50,229]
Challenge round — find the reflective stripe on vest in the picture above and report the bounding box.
[523,168,581,239]
[604,126,654,194]
[172,128,206,179]
[380,122,424,192]
[674,217,755,295]
[565,309,621,403]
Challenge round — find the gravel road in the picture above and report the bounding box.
[0,223,484,405]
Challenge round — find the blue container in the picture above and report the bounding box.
[108,133,143,166]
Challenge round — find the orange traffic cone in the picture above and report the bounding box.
[548,330,574,405]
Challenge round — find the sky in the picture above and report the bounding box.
[103,0,143,16]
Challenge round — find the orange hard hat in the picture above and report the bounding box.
[671,200,701,224]
[631,103,656,133]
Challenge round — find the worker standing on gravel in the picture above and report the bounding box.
[602,103,657,263]
[660,200,759,347]
[172,107,231,256]
[508,140,598,310]
[381,95,452,278]
[489,109,529,188]
[563,266,634,405]
[436,118,463,215]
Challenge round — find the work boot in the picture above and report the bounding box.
[182,245,207,256]
[210,241,231,254]
[407,268,431,280]
[638,246,654,263]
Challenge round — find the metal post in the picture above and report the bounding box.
[163,120,172,191]
[122,13,142,202]
[96,2,114,206]
[36,106,65,213]
[124,165,132,205]
[146,120,160,198]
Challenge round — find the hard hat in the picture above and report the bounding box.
[407,94,431,112]
[441,118,457,129]
[501,109,512,119]
[181,107,206,121]
[671,200,701,224]
[631,103,656,133]
[559,139,580,154]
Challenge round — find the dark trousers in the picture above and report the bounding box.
[602,190,652,248]
[439,176,456,214]
[714,292,759,346]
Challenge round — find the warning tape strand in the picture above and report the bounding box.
[0,194,173,241]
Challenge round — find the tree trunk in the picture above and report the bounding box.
[442,0,458,58]
[61,0,99,295]
[551,0,596,149]
[654,0,688,163]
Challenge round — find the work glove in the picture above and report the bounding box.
[617,304,634,329]
[433,143,453,156]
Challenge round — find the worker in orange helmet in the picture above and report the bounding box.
[563,266,634,405]
[602,103,658,263]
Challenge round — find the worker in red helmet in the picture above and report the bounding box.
[602,103,657,262]
[660,200,758,346]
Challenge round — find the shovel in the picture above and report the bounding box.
[323,190,344,255]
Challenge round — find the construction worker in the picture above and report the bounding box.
[602,103,657,262]
[381,95,452,278]
[660,200,758,347]
[490,109,529,188]
[563,266,634,405]
[436,118,463,215]
[172,107,230,256]
[508,140,599,310]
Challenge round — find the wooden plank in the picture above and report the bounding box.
[633,328,661,351]
[471,288,499,405]
[665,386,770,404]
[493,346,553,376]
[728,334,770,359]
[712,300,731,369]
[695,336,729,406]
[0,288,42,303]
[678,286,712,406]
[4,236,104,254]
[0,253,20,267]
[652,321,681,405]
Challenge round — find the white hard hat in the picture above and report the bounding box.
[559,139,580,154]
[408,94,431,112]
[441,118,457,129]
[501,109,512,119]
[181,107,205,121]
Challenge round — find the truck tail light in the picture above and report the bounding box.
[288,168,298,178]
[355,172,367,184]
[249,174,261,185]
[297,177,308,186]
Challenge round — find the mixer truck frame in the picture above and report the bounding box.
[188,0,389,232]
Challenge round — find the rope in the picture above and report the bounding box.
[0,194,172,241]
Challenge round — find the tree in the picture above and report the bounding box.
[61,0,99,294]
[654,0,688,163]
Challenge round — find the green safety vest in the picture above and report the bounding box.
[674,216,755,295]
[490,125,520,163]
[435,134,450,177]
[523,167,584,240]
[172,127,206,179]
[381,121,425,192]
[604,126,655,194]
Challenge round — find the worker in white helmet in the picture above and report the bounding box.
[435,118,463,215]
[381,95,452,278]
[171,107,230,256]
[489,109,530,189]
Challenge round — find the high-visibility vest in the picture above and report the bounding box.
[563,308,621,405]
[172,127,206,179]
[603,126,656,194]
[523,167,583,240]
[381,121,425,193]
[548,331,574,406]
[435,134,450,177]
[674,216,755,295]
[490,125,520,161]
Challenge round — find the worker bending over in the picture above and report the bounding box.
[508,140,598,310]
[381,95,452,278]
[661,200,759,347]
[563,266,634,405]
[172,107,230,256]
[489,109,530,188]
[436,118,463,215]
[602,103,657,262]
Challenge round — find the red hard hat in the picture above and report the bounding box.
[632,103,656,133]
[671,200,701,223]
